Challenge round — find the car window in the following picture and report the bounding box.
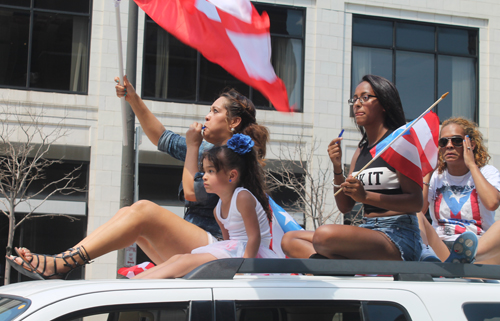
[363,302,411,321]
[0,296,30,321]
[53,302,189,321]
[463,303,500,321]
[228,300,410,321]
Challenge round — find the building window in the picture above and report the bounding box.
[0,0,91,93]
[142,3,305,111]
[351,15,478,122]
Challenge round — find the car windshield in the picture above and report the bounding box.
[0,296,30,321]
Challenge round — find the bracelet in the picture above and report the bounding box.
[332,181,342,188]
[334,169,343,176]
[423,182,430,186]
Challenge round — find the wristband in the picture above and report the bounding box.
[334,169,343,176]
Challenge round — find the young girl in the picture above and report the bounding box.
[7,86,270,280]
[134,134,277,279]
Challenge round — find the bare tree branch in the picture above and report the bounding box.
[266,134,342,230]
[0,102,85,285]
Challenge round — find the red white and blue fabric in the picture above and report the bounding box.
[268,196,303,257]
[428,164,500,242]
[369,111,440,188]
[117,261,155,278]
[134,0,291,112]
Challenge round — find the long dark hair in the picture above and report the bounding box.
[201,145,271,221]
[220,89,270,164]
[356,75,406,147]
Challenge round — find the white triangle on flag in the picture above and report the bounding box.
[226,30,277,82]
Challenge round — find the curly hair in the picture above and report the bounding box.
[437,117,490,173]
[220,89,270,165]
[200,145,272,221]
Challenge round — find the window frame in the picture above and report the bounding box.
[140,2,306,112]
[0,1,93,94]
[350,14,479,122]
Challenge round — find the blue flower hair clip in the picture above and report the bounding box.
[227,134,254,155]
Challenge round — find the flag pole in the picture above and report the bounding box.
[114,0,128,146]
[334,92,449,196]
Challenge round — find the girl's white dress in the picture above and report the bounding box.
[191,187,278,259]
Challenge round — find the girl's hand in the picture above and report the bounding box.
[115,75,137,102]
[328,137,343,168]
[341,175,367,203]
[463,135,477,169]
[186,122,204,148]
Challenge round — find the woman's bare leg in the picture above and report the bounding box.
[416,212,449,261]
[11,200,211,276]
[281,231,315,258]
[312,224,402,260]
[475,221,500,264]
[72,206,134,248]
[134,253,217,279]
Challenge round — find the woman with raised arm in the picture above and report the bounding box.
[7,76,269,280]
[282,75,423,261]
[418,117,500,264]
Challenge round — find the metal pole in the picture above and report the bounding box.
[117,0,139,273]
[134,126,142,203]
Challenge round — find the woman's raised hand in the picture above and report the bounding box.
[341,175,367,203]
[186,122,204,148]
[328,137,343,168]
[115,75,137,102]
[463,135,476,169]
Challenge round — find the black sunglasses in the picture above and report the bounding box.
[438,137,463,148]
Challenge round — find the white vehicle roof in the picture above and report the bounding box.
[1,258,500,321]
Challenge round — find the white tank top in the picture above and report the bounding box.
[215,187,271,245]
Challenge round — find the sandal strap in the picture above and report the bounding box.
[61,246,91,270]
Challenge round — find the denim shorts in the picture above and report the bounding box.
[359,214,422,261]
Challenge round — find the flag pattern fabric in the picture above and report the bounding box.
[268,196,303,257]
[134,0,291,112]
[370,111,440,188]
[118,261,155,278]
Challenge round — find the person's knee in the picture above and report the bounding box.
[281,231,297,255]
[128,200,160,220]
[313,225,340,251]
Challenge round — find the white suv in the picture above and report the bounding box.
[1,258,499,321]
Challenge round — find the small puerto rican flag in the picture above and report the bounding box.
[370,111,440,188]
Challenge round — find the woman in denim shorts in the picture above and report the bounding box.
[282,75,423,261]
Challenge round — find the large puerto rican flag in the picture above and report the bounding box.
[370,111,440,188]
[134,0,291,112]
[268,196,303,257]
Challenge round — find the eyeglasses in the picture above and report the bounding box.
[348,95,377,107]
[438,136,464,148]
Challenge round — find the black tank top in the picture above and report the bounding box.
[353,130,403,214]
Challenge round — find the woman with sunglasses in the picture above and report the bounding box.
[418,117,500,264]
[282,75,423,261]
